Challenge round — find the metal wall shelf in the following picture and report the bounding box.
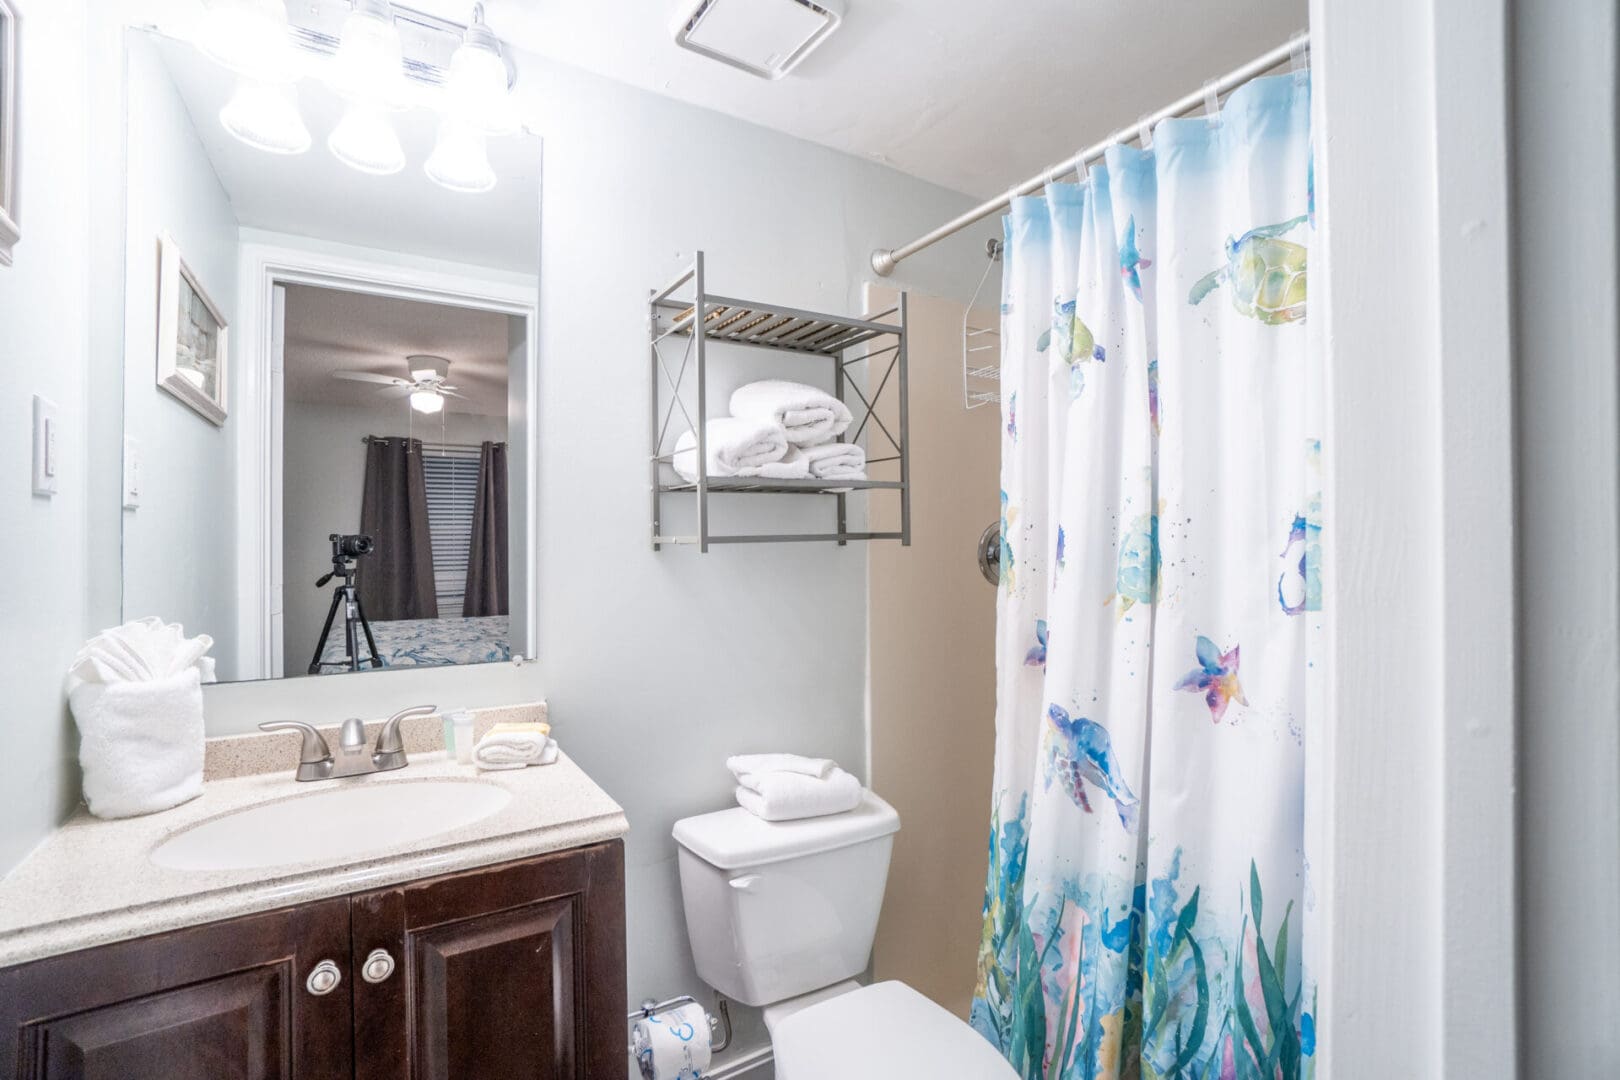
[649,252,910,551]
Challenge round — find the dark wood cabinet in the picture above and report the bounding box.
[0,840,626,1080]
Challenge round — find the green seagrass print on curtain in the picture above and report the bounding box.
[973,71,1322,1080]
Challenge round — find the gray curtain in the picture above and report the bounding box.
[463,440,509,617]
[358,436,438,621]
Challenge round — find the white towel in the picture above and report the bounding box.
[67,618,216,820]
[727,753,836,780]
[474,731,559,771]
[729,380,853,447]
[734,766,863,822]
[798,441,867,480]
[672,418,792,482]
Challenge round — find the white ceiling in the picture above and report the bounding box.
[282,285,511,417]
[409,0,1307,199]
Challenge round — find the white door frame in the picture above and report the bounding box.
[233,234,541,680]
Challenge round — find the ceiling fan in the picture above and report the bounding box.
[331,354,465,414]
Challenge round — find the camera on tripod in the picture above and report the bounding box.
[309,533,382,675]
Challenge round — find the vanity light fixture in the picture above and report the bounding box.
[329,102,406,174]
[425,119,497,194]
[219,81,311,155]
[197,0,298,84]
[327,0,409,105]
[409,389,446,414]
[444,3,518,136]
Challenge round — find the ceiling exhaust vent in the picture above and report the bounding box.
[671,0,843,80]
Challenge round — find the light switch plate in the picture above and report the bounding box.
[32,395,59,497]
[123,436,142,509]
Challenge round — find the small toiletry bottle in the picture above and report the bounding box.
[442,710,459,757]
[450,710,475,765]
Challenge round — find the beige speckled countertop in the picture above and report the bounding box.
[0,704,627,968]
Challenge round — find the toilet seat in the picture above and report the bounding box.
[770,980,1017,1080]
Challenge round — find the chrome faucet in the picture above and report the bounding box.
[260,705,437,782]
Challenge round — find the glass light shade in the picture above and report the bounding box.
[328,104,405,175]
[327,0,408,105]
[410,390,445,415]
[445,36,518,135]
[425,121,497,194]
[197,0,297,83]
[219,82,310,155]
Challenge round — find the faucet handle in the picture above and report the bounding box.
[375,704,437,755]
[259,721,333,766]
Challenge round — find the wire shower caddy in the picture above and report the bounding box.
[649,252,911,551]
[963,238,1002,409]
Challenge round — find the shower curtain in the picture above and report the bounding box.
[972,73,1320,1080]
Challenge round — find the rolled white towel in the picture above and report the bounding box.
[727,753,836,780]
[798,441,866,480]
[730,380,853,447]
[672,418,790,482]
[735,766,863,822]
[67,617,216,820]
[474,731,559,771]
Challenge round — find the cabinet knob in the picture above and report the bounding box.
[362,948,396,984]
[306,959,342,996]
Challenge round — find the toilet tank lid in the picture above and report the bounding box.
[672,791,900,870]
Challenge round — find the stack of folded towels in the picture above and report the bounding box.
[728,753,863,821]
[673,380,867,484]
[473,720,558,771]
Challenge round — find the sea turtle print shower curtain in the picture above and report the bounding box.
[972,72,1321,1080]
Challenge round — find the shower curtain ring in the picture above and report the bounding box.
[1203,80,1222,127]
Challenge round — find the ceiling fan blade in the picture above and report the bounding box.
[439,389,470,400]
[333,371,410,387]
[380,384,415,398]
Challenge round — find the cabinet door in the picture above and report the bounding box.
[351,840,626,1080]
[0,897,353,1080]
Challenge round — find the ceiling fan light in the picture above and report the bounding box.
[425,120,497,194]
[328,103,406,175]
[328,0,408,104]
[219,81,311,155]
[410,390,445,414]
[197,0,297,83]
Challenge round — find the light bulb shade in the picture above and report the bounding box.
[445,36,518,135]
[197,0,297,83]
[425,121,497,194]
[219,82,310,155]
[410,390,445,414]
[328,104,405,175]
[328,1,408,105]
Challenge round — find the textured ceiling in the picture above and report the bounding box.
[282,285,511,417]
[409,0,1307,198]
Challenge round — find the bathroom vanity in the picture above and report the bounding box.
[0,713,629,1080]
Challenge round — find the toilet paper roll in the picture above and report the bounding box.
[631,1003,712,1080]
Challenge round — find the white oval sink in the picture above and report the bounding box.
[151,779,512,872]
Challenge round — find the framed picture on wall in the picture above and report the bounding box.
[156,232,229,425]
[0,0,19,267]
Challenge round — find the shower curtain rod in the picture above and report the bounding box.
[870,31,1309,276]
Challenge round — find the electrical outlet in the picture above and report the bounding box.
[32,395,59,497]
[123,436,142,509]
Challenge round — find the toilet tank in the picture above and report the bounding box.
[672,792,901,1007]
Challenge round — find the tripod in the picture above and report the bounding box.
[308,554,382,675]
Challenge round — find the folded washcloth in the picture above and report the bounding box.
[727,753,836,780]
[798,441,867,480]
[474,731,559,771]
[734,766,863,822]
[490,721,551,737]
[67,617,216,820]
[729,380,853,447]
[672,418,791,482]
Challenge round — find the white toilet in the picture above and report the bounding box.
[672,792,1017,1079]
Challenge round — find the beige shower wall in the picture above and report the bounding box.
[866,285,1000,1018]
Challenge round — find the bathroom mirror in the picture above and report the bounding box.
[118,21,540,683]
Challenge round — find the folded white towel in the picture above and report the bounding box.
[727,753,836,780]
[672,418,791,482]
[729,380,853,447]
[474,731,559,771]
[67,618,215,820]
[734,766,863,822]
[798,441,867,480]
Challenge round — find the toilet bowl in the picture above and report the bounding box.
[672,792,1016,1080]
